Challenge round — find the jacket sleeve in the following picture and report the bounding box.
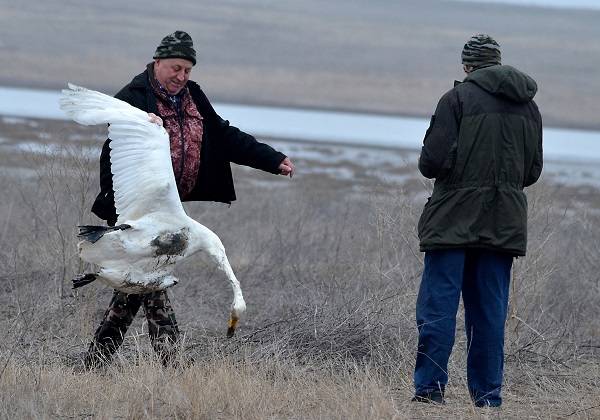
[90,138,118,225]
[418,90,461,179]
[216,116,286,174]
[189,82,286,174]
[523,115,543,187]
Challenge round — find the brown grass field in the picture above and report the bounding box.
[1,0,600,418]
[0,117,599,419]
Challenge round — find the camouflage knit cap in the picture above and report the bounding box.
[153,30,196,65]
[461,34,501,70]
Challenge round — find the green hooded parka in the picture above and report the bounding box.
[418,65,543,256]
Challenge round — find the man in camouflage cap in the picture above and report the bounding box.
[82,30,295,369]
[153,30,197,65]
[412,34,542,407]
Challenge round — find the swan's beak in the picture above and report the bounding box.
[226,313,239,338]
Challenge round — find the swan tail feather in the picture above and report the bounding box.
[72,273,97,289]
[78,224,131,244]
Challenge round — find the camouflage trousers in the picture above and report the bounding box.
[85,289,180,367]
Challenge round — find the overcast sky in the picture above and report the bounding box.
[452,0,600,9]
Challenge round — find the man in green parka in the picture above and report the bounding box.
[412,34,543,407]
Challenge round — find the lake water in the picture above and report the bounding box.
[0,86,599,163]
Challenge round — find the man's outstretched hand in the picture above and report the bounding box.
[278,157,295,178]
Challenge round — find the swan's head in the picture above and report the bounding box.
[227,287,246,338]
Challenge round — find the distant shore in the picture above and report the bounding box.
[2,85,600,165]
[1,1,598,130]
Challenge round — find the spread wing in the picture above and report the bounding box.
[60,83,186,222]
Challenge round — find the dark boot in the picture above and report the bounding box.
[411,390,445,404]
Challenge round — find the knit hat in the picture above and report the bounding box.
[153,31,196,65]
[461,34,501,70]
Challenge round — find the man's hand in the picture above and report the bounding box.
[278,157,295,178]
[148,113,163,126]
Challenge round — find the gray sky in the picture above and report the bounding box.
[452,0,600,9]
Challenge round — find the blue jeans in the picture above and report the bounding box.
[413,249,513,407]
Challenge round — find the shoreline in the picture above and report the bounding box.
[2,85,600,164]
[1,83,600,134]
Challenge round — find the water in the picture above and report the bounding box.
[1,86,599,162]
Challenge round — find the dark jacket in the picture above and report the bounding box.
[91,69,287,224]
[417,65,543,256]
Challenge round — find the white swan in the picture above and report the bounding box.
[59,83,245,337]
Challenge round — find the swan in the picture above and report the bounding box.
[59,83,245,337]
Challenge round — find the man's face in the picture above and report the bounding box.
[153,58,193,95]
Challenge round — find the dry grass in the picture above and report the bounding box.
[0,119,599,418]
[2,357,598,419]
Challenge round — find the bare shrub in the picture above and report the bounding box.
[508,181,600,364]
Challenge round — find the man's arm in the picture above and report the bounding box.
[418,90,461,179]
[524,116,543,187]
[188,82,293,176]
[190,83,291,175]
[217,116,288,174]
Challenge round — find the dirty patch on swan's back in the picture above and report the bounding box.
[150,230,189,256]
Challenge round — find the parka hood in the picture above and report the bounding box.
[465,65,538,103]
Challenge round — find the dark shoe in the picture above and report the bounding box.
[474,399,501,408]
[470,389,501,407]
[411,390,445,404]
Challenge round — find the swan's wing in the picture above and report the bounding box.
[60,84,185,222]
[108,115,185,222]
